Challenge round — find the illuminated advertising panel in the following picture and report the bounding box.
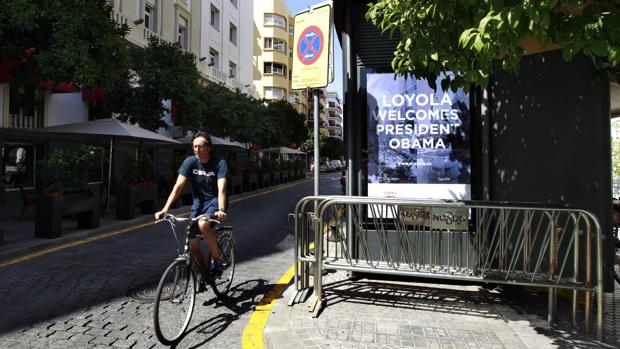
[367,73,471,200]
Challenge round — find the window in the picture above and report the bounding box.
[264,37,286,52]
[229,23,237,46]
[2,143,36,189]
[209,47,219,68]
[264,14,286,28]
[229,61,237,79]
[289,25,294,36]
[264,87,285,100]
[230,0,237,7]
[144,2,157,31]
[210,4,220,30]
[263,62,287,76]
[178,16,188,49]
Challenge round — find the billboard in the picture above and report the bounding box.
[367,73,471,200]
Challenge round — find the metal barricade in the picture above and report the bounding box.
[289,196,604,340]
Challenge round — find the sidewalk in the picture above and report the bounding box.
[264,271,620,348]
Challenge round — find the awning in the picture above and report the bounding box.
[82,87,105,100]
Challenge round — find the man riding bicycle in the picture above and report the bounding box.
[155,132,228,282]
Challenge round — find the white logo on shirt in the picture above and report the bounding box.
[193,169,215,176]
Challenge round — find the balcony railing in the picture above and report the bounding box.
[206,66,227,84]
[113,11,129,26]
[9,113,42,129]
[143,28,160,41]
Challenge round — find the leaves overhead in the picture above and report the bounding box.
[366,0,620,90]
[0,0,129,91]
[107,37,204,131]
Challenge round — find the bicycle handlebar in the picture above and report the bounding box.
[155,213,220,225]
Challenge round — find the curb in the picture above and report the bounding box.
[0,177,311,265]
[262,284,306,349]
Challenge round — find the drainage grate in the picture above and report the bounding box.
[128,283,160,304]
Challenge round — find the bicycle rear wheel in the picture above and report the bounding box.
[153,259,196,345]
[210,233,235,297]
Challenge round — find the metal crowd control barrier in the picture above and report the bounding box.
[289,196,604,341]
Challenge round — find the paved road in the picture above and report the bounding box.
[0,173,341,348]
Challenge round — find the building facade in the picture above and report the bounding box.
[252,0,309,116]
[324,91,343,139]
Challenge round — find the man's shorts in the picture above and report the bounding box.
[189,197,219,238]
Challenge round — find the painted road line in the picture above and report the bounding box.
[242,264,295,349]
[242,241,316,349]
[0,179,312,269]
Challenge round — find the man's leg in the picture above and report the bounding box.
[198,220,220,261]
[188,237,209,272]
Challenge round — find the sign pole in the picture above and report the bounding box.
[313,89,320,198]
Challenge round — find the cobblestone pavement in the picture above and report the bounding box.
[0,174,342,348]
[267,270,619,349]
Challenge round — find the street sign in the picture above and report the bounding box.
[291,4,332,90]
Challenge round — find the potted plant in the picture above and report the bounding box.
[35,146,102,238]
[228,160,243,195]
[242,158,259,192]
[116,149,158,219]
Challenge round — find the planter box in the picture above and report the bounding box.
[243,174,258,192]
[270,171,278,185]
[280,170,289,183]
[258,173,269,188]
[116,183,158,220]
[230,175,243,195]
[35,190,100,238]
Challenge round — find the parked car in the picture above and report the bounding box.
[329,160,343,171]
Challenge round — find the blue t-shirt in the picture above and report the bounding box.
[178,155,228,203]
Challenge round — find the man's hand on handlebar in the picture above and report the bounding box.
[155,210,167,221]
[214,210,227,221]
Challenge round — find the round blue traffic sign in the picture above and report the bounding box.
[296,25,324,65]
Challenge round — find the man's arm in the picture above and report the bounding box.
[214,177,228,221]
[155,174,188,220]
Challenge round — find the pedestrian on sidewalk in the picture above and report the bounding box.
[155,131,229,276]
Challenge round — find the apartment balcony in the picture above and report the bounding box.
[206,66,228,84]
[113,11,129,26]
[143,28,160,41]
[8,113,43,129]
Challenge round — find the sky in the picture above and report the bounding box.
[286,0,344,100]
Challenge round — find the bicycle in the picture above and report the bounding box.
[152,213,236,345]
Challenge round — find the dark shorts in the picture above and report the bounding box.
[189,198,219,238]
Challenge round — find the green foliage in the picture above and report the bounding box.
[38,145,105,194]
[107,37,203,131]
[263,100,308,148]
[322,137,344,160]
[305,128,328,153]
[0,0,129,91]
[202,85,308,148]
[119,149,154,181]
[366,0,620,90]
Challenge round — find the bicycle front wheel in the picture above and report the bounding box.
[153,259,196,345]
[211,233,235,297]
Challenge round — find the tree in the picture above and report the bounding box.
[322,136,344,160]
[264,100,308,148]
[305,128,328,153]
[108,37,204,131]
[0,0,129,91]
[366,0,620,91]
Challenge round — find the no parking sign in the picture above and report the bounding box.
[291,4,332,90]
